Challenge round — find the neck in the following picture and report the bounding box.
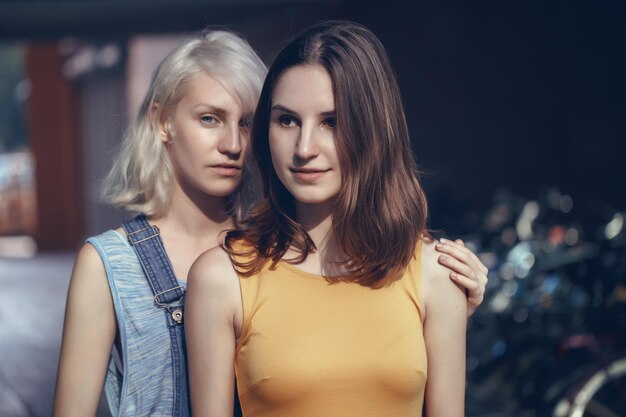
[295,200,344,266]
[153,178,232,238]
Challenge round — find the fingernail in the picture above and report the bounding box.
[439,255,449,262]
[450,272,458,279]
[436,243,443,249]
[440,238,450,244]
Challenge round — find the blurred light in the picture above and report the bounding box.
[514,252,535,278]
[14,79,31,102]
[513,307,528,323]
[559,195,573,213]
[97,44,121,68]
[604,213,623,240]
[64,46,96,79]
[516,201,539,240]
[565,228,579,246]
[553,398,571,417]
[501,226,517,246]
[485,203,510,231]
[503,281,519,297]
[499,262,515,280]
[540,274,560,295]
[490,291,511,313]
[491,339,507,357]
[547,225,565,245]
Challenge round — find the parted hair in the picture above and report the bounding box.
[102,29,267,219]
[224,21,429,287]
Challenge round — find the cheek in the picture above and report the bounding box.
[269,131,289,165]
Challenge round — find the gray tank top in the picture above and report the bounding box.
[87,230,186,417]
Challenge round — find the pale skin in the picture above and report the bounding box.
[53,71,251,416]
[54,70,485,416]
[186,64,471,416]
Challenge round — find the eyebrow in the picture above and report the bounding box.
[193,104,253,121]
[193,104,229,118]
[271,104,335,117]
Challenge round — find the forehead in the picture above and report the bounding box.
[178,71,243,113]
[272,64,334,111]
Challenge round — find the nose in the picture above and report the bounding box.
[217,124,242,157]
[294,124,319,160]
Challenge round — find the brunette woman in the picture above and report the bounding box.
[187,21,484,417]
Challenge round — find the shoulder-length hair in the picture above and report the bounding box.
[102,29,267,219]
[225,21,428,287]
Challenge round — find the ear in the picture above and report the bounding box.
[152,102,170,143]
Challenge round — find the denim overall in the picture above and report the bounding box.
[88,214,241,417]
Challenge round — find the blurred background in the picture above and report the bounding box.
[0,0,624,416]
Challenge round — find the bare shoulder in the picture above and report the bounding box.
[72,242,107,285]
[420,238,467,318]
[185,246,242,333]
[420,238,454,289]
[64,242,115,323]
[187,246,239,293]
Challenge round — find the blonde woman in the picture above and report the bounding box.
[53,30,266,417]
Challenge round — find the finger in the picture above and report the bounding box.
[450,274,484,310]
[445,238,489,275]
[449,272,480,293]
[471,252,489,275]
[438,255,475,278]
[440,238,474,259]
[436,241,474,267]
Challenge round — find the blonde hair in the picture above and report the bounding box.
[103,30,267,218]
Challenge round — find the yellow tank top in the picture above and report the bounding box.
[235,242,427,417]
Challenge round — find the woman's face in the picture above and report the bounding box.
[163,71,252,198]
[269,64,341,205]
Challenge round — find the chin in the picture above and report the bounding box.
[200,180,240,198]
[291,190,337,205]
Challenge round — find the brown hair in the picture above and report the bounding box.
[224,21,428,286]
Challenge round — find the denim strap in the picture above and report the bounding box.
[123,214,185,315]
[122,214,190,417]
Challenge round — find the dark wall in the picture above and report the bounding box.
[4,0,625,223]
[347,2,626,215]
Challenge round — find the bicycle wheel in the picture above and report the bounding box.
[553,355,626,417]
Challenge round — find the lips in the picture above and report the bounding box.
[209,163,242,177]
[289,167,330,183]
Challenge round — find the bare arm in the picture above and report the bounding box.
[53,243,116,417]
[185,247,242,417]
[422,241,468,417]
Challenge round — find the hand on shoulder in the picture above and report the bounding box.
[420,238,468,322]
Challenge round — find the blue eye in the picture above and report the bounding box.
[279,115,299,127]
[200,115,216,124]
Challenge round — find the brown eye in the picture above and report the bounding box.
[279,115,299,127]
[324,117,337,128]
